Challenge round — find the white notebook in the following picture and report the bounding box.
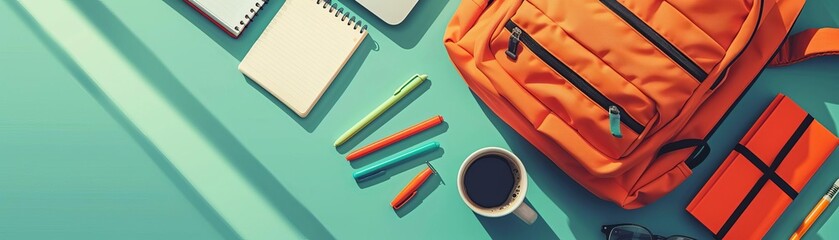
[185,0,268,38]
[239,0,368,118]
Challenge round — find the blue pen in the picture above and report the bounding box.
[353,141,440,181]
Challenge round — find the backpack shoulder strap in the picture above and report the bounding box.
[770,28,839,67]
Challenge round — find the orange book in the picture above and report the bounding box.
[686,94,838,239]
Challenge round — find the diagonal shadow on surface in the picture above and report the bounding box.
[70,1,336,238]
[3,1,240,239]
[12,1,336,239]
[161,0,285,61]
[164,0,375,132]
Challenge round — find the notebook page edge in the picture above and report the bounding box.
[299,31,368,118]
[239,61,309,117]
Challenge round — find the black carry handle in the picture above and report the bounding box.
[657,139,710,169]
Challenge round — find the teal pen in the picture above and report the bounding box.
[353,141,440,181]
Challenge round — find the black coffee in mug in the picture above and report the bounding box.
[463,154,519,208]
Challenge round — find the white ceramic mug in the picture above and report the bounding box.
[457,147,538,224]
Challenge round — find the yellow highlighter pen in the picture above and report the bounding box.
[790,178,839,240]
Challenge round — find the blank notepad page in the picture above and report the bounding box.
[239,0,368,117]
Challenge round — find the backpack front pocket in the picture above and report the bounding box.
[491,17,657,159]
[600,0,708,81]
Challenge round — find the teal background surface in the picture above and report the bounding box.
[0,0,837,239]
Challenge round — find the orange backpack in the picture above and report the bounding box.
[444,0,839,209]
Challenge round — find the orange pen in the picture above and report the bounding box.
[790,178,839,240]
[346,115,443,161]
[391,162,439,210]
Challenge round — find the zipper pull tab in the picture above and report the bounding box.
[506,27,522,60]
[609,106,623,138]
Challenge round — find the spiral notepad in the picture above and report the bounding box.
[239,0,368,118]
[184,0,267,38]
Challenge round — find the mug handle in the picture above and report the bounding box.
[513,202,538,225]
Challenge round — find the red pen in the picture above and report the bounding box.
[391,162,439,210]
[346,115,443,161]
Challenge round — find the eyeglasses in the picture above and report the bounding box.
[602,224,696,240]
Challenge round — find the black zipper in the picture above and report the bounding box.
[505,20,645,134]
[601,0,708,82]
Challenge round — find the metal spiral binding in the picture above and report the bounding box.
[316,0,367,34]
[235,0,268,32]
